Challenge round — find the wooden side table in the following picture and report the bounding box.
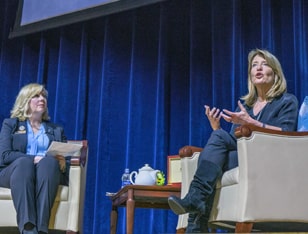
[109,185,181,234]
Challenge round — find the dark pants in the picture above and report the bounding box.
[0,156,67,233]
[198,129,238,172]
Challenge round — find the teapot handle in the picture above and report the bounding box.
[129,171,137,185]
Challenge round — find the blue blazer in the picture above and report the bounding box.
[0,118,66,171]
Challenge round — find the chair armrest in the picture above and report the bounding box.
[66,140,88,232]
[179,145,203,158]
[234,124,308,138]
[68,140,88,167]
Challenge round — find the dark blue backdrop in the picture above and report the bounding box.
[0,0,308,233]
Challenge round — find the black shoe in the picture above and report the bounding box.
[168,195,190,214]
[168,160,222,216]
[185,212,209,233]
[22,228,38,234]
[168,194,206,215]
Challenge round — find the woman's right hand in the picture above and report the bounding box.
[34,156,43,164]
[204,105,222,130]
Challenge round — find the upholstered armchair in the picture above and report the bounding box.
[0,140,88,234]
[176,125,308,233]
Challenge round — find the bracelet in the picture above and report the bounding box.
[262,123,266,128]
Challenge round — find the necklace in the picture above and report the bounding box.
[253,99,267,115]
[29,121,41,131]
[255,103,267,121]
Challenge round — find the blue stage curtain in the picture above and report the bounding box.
[0,0,308,233]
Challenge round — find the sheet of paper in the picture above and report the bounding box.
[46,141,82,157]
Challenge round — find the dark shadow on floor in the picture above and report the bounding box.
[0,227,66,234]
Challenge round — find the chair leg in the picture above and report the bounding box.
[235,222,253,233]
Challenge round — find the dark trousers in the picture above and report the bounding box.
[198,129,238,172]
[0,156,65,233]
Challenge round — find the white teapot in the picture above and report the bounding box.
[129,164,159,185]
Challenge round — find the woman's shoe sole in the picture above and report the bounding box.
[168,196,187,215]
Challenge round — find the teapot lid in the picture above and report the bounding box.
[139,164,154,171]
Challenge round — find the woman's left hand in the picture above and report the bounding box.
[54,155,66,173]
[221,100,251,125]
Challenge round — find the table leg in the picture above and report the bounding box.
[126,188,135,234]
[110,206,118,234]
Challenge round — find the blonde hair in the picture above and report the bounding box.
[241,49,287,107]
[10,83,50,121]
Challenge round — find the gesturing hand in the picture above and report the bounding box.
[204,105,222,130]
[221,100,251,125]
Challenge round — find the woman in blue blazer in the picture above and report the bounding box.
[0,83,67,234]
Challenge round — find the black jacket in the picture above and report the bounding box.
[0,118,66,171]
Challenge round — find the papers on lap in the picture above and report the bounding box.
[46,141,83,157]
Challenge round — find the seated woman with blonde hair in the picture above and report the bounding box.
[0,83,68,234]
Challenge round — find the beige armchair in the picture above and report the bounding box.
[176,125,308,233]
[0,140,88,234]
